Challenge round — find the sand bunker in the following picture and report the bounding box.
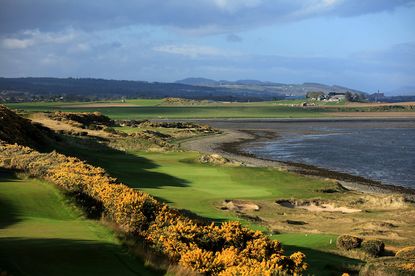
[221,200,260,212]
[276,199,361,213]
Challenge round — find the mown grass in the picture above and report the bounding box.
[7,97,414,121]
[11,98,413,120]
[6,101,329,119]
[60,146,336,220]
[0,168,160,276]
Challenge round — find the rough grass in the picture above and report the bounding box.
[273,233,362,275]
[0,168,160,276]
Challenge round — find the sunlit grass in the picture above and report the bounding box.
[0,169,159,276]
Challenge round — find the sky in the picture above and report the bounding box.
[0,0,414,93]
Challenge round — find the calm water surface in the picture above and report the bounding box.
[244,126,415,188]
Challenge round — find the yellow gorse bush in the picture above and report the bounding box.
[0,141,307,275]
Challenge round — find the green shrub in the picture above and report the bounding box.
[336,235,363,250]
[361,239,385,257]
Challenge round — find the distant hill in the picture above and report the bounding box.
[0,77,285,102]
[0,77,367,103]
[175,77,219,86]
[176,77,366,97]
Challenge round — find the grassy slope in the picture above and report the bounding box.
[108,151,362,274]
[55,140,360,275]
[0,168,159,276]
[66,148,334,220]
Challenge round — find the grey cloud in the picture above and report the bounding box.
[1,34,413,91]
[1,0,414,35]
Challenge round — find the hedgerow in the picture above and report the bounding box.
[0,141,307,275]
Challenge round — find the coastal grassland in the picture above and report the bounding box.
[48,125,414,275]
[0,168,159,276]
[57,146,338,220]
[2,106,414,275]
[6,99,414,120]
[51,137,363,275]
[6,102,329,119]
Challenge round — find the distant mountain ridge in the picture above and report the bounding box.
[0,76,367,103]
[176,77,366,96]
[0,77,285,102]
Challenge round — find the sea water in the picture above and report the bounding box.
[244,126,415,188]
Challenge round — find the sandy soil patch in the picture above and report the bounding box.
[357,194,410,208]
[63,103,138,108]
[29,113,114,138]
[276,199,361,213]
[220,200,260,212]
[328,112,415,117]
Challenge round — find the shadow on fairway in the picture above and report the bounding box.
[0,169,20,228]
[0,237,164,276]
[50,135,191,193]
[282,244,362,276]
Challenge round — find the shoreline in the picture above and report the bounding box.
[180,128,415,198]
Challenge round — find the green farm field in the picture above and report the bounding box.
[6,101,328,119]
[7,98,414,120]
[0,168,160,276]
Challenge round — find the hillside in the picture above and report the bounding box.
[176,78,366,97]
[0,77,366,103]
[0,106,308,275]
[0,105,56,149]
[0,168,157,276]
[0,77,285,102]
